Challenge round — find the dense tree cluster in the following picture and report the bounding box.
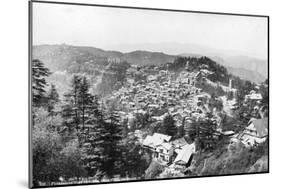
[187,114,226,152]
[32,59,146,187]
[161,114,178,137]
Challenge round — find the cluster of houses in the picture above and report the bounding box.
[140,116,268,173]
[142,133,195,168]
[105,64,268,175]
[108,67,214,129]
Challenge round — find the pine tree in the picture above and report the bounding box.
[187,116,222,152]
[81,108,124,180]
[102,110,124,179]
[32,59,51,107]
[61,76,109,178]
[177,118,185,138]
[78,77,95,130]
[47,84,59,115]
[121,135,147,178]
[62,75,82,134]
[162,114,177,137]
[81,104,107,178]
[62,76,98,132]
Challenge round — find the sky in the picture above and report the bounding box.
[32,2,268,59]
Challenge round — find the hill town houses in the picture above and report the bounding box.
[142,133,195,167]
[104,62,267,172]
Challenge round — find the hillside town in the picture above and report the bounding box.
[98,58,269,178]
[30,2,269,187]
[32,52,269,187]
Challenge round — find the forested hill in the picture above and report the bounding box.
[33,44,266,84]
[33,44,175,72]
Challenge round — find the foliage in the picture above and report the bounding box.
[47,84,60,115]
[161,114,178,137]
[167,56,188,71]
[259,79,269,107]
[177,125,185,138]
[134,112,152,129]
[187,56,229,84]
[227,91,234,100]
[59,139,88,180]
[199,139,268,176]
[33,108,63,132]
[81,108,124,179]
[33,108,87,186]
[145,161,164,179]
[31,53,269,185]
[62,75,99,135]
[80,110,106,177]
[208,95,224,112]
[32,59,51,107]
[101,110,124,178]
[120,135,148,178]
[187,115,223,151]
[32,108,64,186]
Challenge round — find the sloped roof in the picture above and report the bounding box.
[174,143,196,164]
[143,135,154,147]
[153,133,172,142]
[171,137,188,148]
[158,142,173,150]
[142,133,172,148]
[252,118,268,137]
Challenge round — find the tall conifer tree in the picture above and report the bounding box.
[32,59,51,107]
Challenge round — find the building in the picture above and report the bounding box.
[239,118,268,147]
[154,142,174,163]
[174,143,196,167]
[245,90,263,101]
[142,133,173,163]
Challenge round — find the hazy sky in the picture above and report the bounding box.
[33,2,268,59]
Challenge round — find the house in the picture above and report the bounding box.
[143,133,171,149]
[154,142,174,163]
[174,143,196,167]
[142,133,173,163]
[245,90,262,101]
[239,118,268,147]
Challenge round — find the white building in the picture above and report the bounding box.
[239,118,268,147]
[174,143,196,167]
[142,133,173,163]
[245,90,263,101]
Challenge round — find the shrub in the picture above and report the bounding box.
[145,161,164,179]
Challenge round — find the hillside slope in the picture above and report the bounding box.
[33,44,267,84]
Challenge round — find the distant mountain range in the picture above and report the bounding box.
[33,44,267,83]
[109,42,268,82]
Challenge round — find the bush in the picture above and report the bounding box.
[32,120,63,186]
[32,108,86,186]
[145,161,164,179]
[198,139,268,176]
[60,139,87,180]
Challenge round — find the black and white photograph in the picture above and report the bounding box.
[29,1,269,188]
